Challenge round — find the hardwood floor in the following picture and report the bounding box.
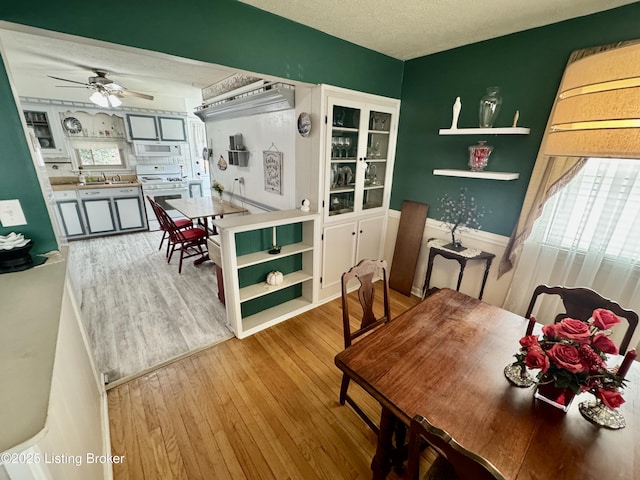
[68,230,232,385]
[108,287,428,479]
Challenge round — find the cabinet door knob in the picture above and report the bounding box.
[352,231,356,235]
[360,230,363,234]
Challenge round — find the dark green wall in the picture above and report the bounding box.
[0,0,402,253]
[0,58,58,253]
[392,2,640,237]
[3,1,640,249]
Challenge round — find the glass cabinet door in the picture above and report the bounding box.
[24,110,57,150]
[328,102,361,218]
[362,110,392,211]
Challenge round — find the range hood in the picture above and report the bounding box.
[194,81,295,122]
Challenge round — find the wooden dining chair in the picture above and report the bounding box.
[154,203,207,273]
[339,259,391,435]
[146,196,193,257]
[408,414,506,480]
[524,284,639,354]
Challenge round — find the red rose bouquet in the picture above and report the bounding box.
[514,309,626,409]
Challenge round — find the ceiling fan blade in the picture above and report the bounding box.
[47,75,89,86]
[118,89,154,101]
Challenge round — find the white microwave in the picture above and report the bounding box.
[133,141,185,157]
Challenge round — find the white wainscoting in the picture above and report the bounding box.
[383,209,515,308]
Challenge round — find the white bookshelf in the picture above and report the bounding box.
[213,209,320,339]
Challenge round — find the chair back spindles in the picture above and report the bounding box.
[338,258,391,435]
[524,285,638,354]
[149,197,206,274]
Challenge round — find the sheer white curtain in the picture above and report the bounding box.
[504,158,640,349]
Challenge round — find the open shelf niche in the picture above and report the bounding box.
[213,209,320,338]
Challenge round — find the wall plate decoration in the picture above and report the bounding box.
[297,112,311,137]
[62,116,82,134]
[263,148,283,195]
[217,154,228,171]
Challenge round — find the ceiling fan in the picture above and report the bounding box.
[47,69,154,102]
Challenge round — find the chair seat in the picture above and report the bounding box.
[425,455,458,480]
[180,227,207,241]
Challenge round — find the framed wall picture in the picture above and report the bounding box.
[263,150,283,194]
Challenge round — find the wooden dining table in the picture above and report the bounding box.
[334,288,640,480]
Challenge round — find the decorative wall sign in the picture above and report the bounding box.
[263,145,283,195]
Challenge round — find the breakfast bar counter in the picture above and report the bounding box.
[0,249,109,479]
[0,251,66,454]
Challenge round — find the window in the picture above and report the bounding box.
[71,138,127,169]
[539,158,640,262]
[77,146,124,167]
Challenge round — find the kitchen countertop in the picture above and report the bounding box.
[51,181,142,191]
[0,250,67,454]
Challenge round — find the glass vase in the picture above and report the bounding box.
[534,382,576,412]
[479,86,502,128]
[468,141,493,171]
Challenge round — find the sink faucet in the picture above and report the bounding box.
[100,171,106,182]
[113,174,122,182]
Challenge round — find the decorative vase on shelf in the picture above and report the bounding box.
[468,141,493,171]
[479,86,502,128]
[534,380,576,412]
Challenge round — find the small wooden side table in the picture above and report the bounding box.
[422,240,495,300]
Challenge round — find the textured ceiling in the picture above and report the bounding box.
[239,0,639,60]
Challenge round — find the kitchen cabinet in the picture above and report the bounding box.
[317,86,399,298]
[158,116,187,142]
[127,114,158,140]
[323,90,399,223]
[23,107,70,161]
[53,186,147,240]
[321,214,385,288]
[82,196,116,234]
[53,190,85,238]
[127,113,187,142]
[214,210,320,339]
[114,196,146,229]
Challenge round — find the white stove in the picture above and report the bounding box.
[137,165,190,231]
[136,165,189,189]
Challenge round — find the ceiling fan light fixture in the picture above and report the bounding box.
[89,90,122,108]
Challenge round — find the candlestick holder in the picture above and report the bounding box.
[268,245,281,254]
[268,226,281,254]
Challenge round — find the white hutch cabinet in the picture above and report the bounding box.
[317,86,400,297]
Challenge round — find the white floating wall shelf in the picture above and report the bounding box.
[433,169,520,181]
[439,127,530,135]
